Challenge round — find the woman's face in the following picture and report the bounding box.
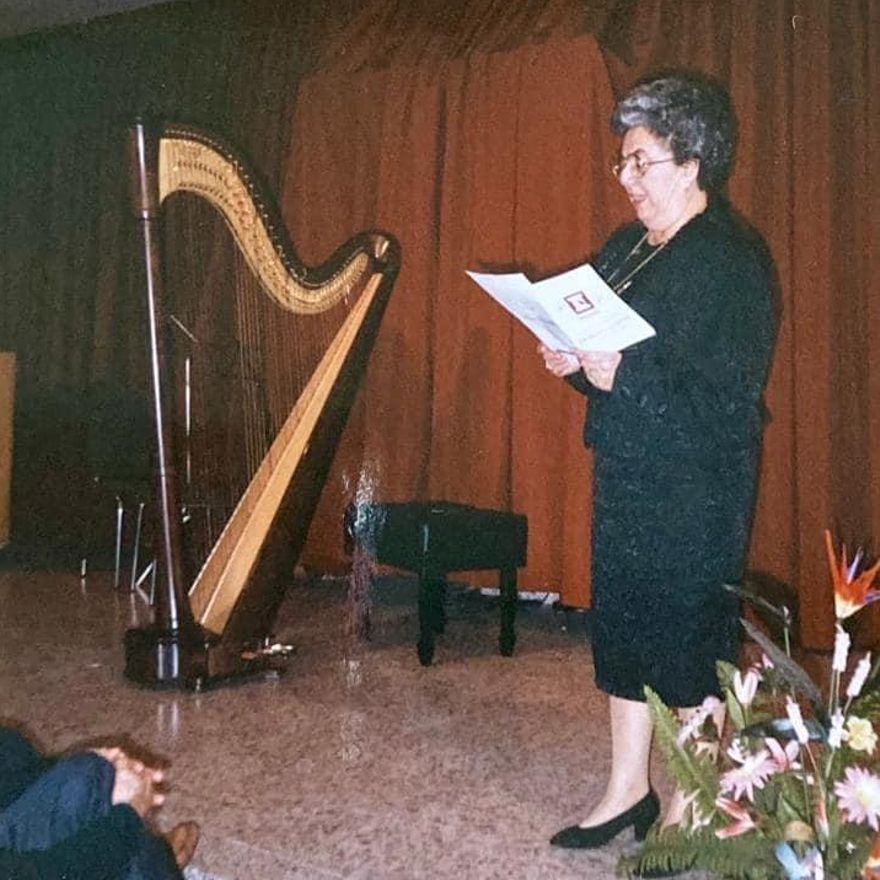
[615,126,698,235]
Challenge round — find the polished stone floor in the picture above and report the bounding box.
[0,568,698,879]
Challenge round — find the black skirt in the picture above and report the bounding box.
[589,449,759,707]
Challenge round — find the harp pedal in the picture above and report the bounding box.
[123,627,295,691]
[239,638,296,662]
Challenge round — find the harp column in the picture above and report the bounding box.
[128,121,199,638]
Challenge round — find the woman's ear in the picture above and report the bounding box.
[682,157,701,188]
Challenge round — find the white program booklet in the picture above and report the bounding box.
[466,261,655,352]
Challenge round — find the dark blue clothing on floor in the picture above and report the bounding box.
[0,727,52,810]
[0,805,147,880]
[0,727,181,880]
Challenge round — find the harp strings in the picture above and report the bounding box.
[166,194,351,580]
[234,257,267,479]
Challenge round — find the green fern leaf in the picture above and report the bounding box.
[629,827,780,879]
[645,687,720,817]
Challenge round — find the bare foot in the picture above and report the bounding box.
[165,821,200,869]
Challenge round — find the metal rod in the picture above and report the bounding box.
[185,356,192,486]
[129,501,144,592]
[129,120,197,636]
[114,497,124,589]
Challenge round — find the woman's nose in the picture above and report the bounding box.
[617,160,637,185]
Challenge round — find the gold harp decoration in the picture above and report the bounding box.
[157,131,372,315]
[125,121,400,689]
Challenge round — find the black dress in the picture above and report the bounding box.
[568,198,777,707]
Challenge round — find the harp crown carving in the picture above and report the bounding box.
[158,129,379,314]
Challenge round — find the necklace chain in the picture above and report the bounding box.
[605,232,668,294]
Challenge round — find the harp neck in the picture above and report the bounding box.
[157,123,392,313]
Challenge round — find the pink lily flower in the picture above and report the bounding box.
[719,747,775,802]
[733,668,761,706]
[786,698,810,745]
[766,736,801,772]
[715,797,757,838]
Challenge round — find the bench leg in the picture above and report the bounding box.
[417,574,445,666]
[499,568,517,656]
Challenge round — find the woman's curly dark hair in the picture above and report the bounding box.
[611,71,737,192]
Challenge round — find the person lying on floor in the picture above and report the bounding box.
[0,724,199,879]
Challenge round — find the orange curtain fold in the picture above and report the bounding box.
[430,50,523,511]
[599,0,879,647]
[287,35,623,600]
[287,0,879,641]
[788,2,837,646]
[1,0,876,650]
[507,38,630,603]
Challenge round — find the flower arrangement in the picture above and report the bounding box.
[627,530,880,879]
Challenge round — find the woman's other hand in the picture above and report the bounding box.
[538,344,580,377]
[576,350,622,391]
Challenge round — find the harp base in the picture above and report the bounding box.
[123,625,291,691]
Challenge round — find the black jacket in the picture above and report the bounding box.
[568,197,777,465]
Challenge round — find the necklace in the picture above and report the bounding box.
[604,231,669,294]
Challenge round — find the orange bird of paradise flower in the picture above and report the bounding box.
[826,529,880,620]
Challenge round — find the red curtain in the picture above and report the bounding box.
[287,0,880,648]
[286,36,627,601]
[602,0,880,647]
[1,0,876,651]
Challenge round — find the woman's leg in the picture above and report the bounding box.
[580,694,653,826]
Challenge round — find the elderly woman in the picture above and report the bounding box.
[541,72,777,850]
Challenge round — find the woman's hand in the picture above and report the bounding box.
[576,350,622,391]
[538,343,580,377]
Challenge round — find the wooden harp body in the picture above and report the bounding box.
[124,121,400,689]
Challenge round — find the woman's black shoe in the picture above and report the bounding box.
[550,790,660,849]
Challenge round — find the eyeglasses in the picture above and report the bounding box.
[611,153,676,179]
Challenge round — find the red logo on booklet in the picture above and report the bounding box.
[564,291,595,314]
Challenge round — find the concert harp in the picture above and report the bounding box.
[124,121,400,689]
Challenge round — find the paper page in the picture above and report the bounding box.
[466,261,655,352]
[530,262,656,351]
[465,270,572,350]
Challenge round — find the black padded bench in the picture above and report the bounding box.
[344,500,528,666]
